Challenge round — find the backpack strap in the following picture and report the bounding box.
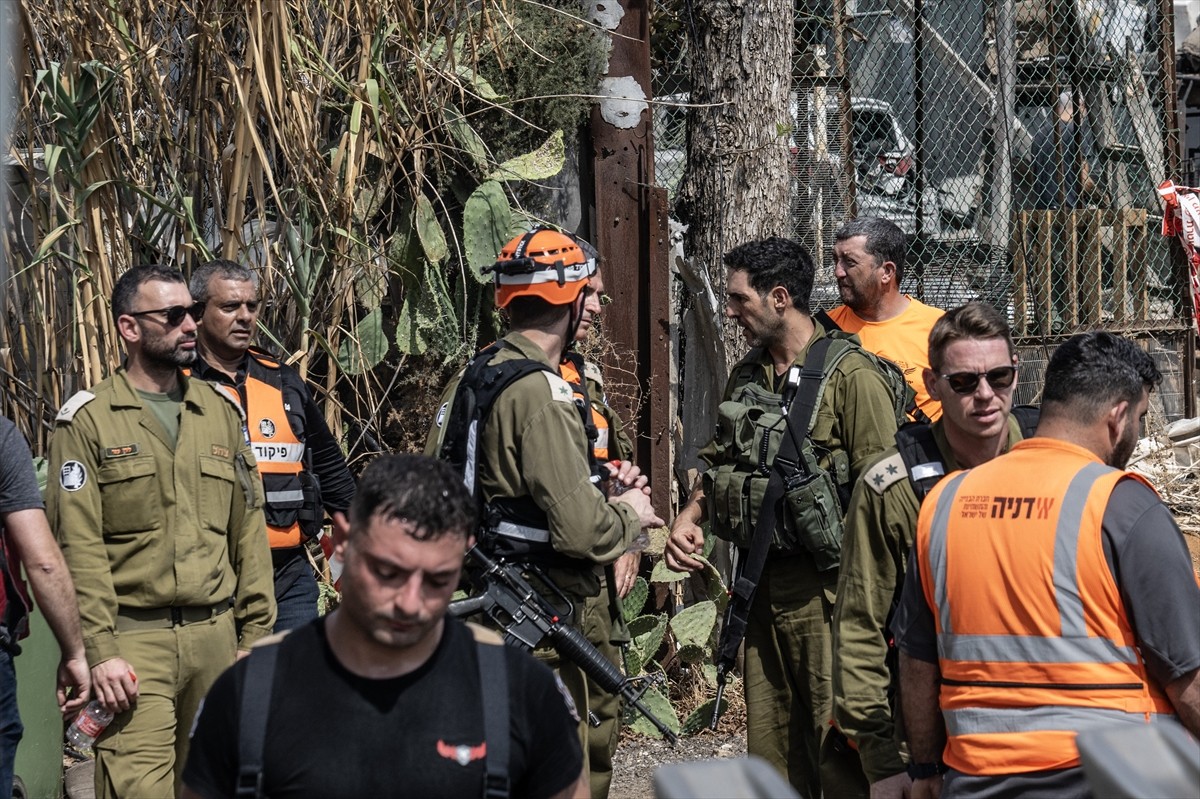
[894,421,945,503]
[235,637,284,799]
[1012,404,1040,439]
[468,623,510,799]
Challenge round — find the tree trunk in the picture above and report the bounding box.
[675,0,794,476]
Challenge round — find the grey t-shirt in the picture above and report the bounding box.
[1,417,45,519]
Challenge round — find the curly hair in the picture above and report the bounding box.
[722,237,815,313]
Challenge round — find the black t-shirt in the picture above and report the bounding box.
[183,616,582,799]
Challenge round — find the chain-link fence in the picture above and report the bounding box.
[653,0,1194,417]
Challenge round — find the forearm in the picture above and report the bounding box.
[899,652,945,763]
[1166,667,1200,737]
[304,398,356,512]
[673,479,707,530]
[7,510,85,658]
[229,455,275,645]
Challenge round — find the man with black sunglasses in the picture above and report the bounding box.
[895,330,1200,798]
[830,302,1029,798]
[45,264,276,798]
[189,259,356,633]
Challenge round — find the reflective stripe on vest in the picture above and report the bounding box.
[559,360,610,460]
[918,440,1174,775]
[214,372,306,549]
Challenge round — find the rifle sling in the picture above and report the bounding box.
[720,337,834,659]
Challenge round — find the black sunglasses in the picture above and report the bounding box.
[128,303,204,327]
[940,365,1018,395]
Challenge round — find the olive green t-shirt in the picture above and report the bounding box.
[137,387,184,447]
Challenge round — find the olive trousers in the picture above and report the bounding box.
[95,609,236,799]
[744,553,838,799]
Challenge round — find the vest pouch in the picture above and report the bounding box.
[712,400,767,460]
[262,472,304,528]
[296,471,324,540]
[703,465,751,548]
[782,466,844,571]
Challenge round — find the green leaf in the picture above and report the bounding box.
[446,105,489,172]
[620,576,649,623]
[337,308,387,375]
[487,129,565,181]
[650,558,686,584]
[463,181,511,283]
[676,643,707,664]
[625,613,667,675]
[627,685,680,740]
[682,697,727,736]
[413,195,448,263]
[669,600,717,648]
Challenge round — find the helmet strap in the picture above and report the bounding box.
[563,292,585,357]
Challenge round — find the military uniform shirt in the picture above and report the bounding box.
[46,368,276,665]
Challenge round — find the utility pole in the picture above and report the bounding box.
[585,0,673,516]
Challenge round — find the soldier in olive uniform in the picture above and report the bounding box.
[830,302,1025,799]
[666,237,898,798]
[567,266,647,799]
[426,229,662,782]
[46,265,276,798]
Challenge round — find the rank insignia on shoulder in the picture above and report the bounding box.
[104,444,140,459]
[583,359,604,386]
[541,371,574,403]
[865,452,908,495]
[56,391,96,423]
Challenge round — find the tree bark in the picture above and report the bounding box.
[675,0,794,475]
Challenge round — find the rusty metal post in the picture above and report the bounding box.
[587,0,673,517]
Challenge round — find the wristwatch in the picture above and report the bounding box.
[906,761,947,780]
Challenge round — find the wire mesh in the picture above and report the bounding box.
[652,1,1192,341]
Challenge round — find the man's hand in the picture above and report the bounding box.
[236,649,251,661]
[910,776,942,799]
[610,489,664,529]
[870,771,914,799]
[613,551,641,598]
[90,658,138,714]
[665,520,706,573]
[607,460,650,495]
[58,654,91,716]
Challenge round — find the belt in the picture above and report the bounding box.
[116,602,232,632]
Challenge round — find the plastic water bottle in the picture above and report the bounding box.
[66,701,113,756]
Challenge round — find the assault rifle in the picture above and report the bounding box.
[449,545,678,744]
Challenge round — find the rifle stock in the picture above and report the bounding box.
[450,546,678,744]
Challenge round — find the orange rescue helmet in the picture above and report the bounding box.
[488,227,597,309]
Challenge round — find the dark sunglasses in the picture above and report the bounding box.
[940,365,1018,395]
[128,303,204,327]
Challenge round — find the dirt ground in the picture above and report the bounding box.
[610,730,747,798]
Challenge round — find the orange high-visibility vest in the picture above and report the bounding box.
[209,353,309,549]
[914,437,1175,775]
[559,358,610,461]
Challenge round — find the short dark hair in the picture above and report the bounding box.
[349,454,476,541]
[189,259,259,303]
[927,302,1014,372]
[834,217,907,284]
[1042,332,1162,423]
[722,237,815,313]
[111,265,188,321]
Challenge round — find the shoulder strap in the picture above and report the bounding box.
[560,351,603,481]
[473,629,510,799]
[236,640,281,799]
[894,422,945,503]
[814,309,842,333]
[1012,404,1040,439]
[715,337,835,670]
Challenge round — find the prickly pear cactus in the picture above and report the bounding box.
[625,613,667,676]
[621,576,649,622]
[682,696,728,735]
[668,600,717,649]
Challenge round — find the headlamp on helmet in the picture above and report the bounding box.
[487,227,597,308]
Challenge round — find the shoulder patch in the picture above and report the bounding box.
[864,452,909,496]
[55,391,96,423]
[583,359,604,387]
[465,621,504,647]
[540,371,575,403]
